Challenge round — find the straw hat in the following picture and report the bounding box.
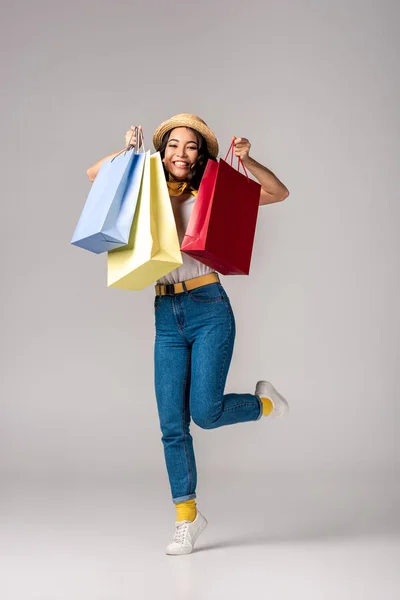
[153,113,219,158]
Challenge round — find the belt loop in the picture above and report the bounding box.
[182,280,188,294]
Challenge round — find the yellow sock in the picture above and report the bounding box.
[260,397,274,416]
[175,499,197,522]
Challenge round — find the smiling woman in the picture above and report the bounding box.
[85,112,290,556]
[159,126,217,190]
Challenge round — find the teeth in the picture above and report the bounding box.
[174,162,189,167]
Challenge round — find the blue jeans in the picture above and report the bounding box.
[154,281,263,503]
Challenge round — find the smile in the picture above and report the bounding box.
[173,161,189,168]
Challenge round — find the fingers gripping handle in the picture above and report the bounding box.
[112,126,145,162]
[224,139,249,180]
[127,126,145,154]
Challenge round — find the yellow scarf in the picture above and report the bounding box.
[166,177,198,198]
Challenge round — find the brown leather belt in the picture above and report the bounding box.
[155,273,220,296]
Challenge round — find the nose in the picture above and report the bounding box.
[176,146,188,157]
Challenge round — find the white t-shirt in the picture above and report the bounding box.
[157,194,216,285]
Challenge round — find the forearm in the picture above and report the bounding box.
[86,149,125,182]
[242,156,289,205]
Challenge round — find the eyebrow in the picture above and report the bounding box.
[168,138,198,146]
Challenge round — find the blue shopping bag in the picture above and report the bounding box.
[71,138,146,254]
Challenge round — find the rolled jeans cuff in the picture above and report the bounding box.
[173,493,197,504]
[255,395,263,420]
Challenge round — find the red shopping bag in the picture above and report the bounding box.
[181,141,261,275]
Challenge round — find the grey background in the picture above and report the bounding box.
[1,0,399,598]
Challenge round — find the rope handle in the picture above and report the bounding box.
[127,126,145,153]
[111,126,145,162]
[224,138,249,181]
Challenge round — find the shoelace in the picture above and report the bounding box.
[174,521,190,544]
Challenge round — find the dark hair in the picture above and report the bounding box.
[159,127,217,190]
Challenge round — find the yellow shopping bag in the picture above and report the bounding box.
[107,151,183,290]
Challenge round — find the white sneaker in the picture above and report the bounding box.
[255,380,289,417]
[166,511,208,555]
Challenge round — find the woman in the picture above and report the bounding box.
[87,114,290,555]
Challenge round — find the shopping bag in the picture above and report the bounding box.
[107,152,183,290]
[71,135,146,254]
[181,141,261,275]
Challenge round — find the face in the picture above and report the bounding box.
[162,127,199,181]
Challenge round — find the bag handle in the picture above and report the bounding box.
[111,126,145,162]
[224,138,249,181]
[127,126,145,154]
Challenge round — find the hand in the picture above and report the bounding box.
[233,136,251,164]
[125,125,143,149]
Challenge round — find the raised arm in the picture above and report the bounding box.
[233,137,289,205]
[86,125,142,182]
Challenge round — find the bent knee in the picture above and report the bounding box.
[191,409,219,430]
